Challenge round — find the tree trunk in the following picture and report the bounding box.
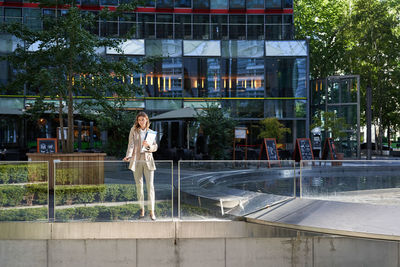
[59,97,66,153]
[67,83,74,153]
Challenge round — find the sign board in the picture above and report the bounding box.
[234,127,247,139]
[322,138,337,160]
[312,135,321,150]
[258,138,280,167]
[37,138,58,153]
[293,138,314,162]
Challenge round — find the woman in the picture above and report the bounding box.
[123,112,158,220]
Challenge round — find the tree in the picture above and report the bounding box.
[258,118,291,143]
[311,111,349,140]
[196,104,236,159]
[0,0,143,153]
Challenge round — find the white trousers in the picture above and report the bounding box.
[134,155,155,212]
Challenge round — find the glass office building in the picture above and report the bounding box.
[0,0,309,157]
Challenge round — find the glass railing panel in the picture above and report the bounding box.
[178,160,295,220]
[0,161,49,222]
[300,160,400,205]
[54,160,173,222]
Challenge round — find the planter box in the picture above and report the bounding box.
[27,153,106,189]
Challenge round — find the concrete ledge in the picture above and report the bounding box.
[0,222,51,240]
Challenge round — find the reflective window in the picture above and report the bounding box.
[265,58,306,98]
[193,0,210,9]
[265,15,282,40]
[247,15,264,40]
[5,8,22,23]
[156,0,173,8]
[211,0,228,9]
[156,14,173,39]
[175,0,191,7]
[183,58,221,97]
[175,14,192,39]
[100,19,118,37]
[222,41,264,58]
[100,0,118,5]
[283,15,293,39]
[81,0,99,6]
[146,40,182,57]
[221,59,264,98]
[226,100,265,118]
[211,15,228,40]
[284,0,293,8]
[229,15,246,40]
[23,8,42,31]
[193,15,210,40]
[0,118,18,144]
[230,0,245,9]
[138,13,155,39]
[247,0,264,8]
[119,13,136,37]
[144,58,183,97]
[265,0,281,8]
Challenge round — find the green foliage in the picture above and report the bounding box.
[258,118,291,143]
[0,0,143,153]
[196,104,237,159]
[311,111,349,140]
[0,207,48,221]
[84,110,138,157]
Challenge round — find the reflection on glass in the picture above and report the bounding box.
[156,0,173,8]
[156,14,173,39]
[247,15,264,40]
[227,100,265,118]
[265,0,281,8]
[265,58,306,98]
[175,0,191,7]
[119,13,136,37]
[211,0,228,9]
[247,0,264,8]
[175,15,192,39]
[229,0,245,9]
[193,0,210,9]
[211,15,228,40]
[138,13,155,39]
[229,15,246,40]
[193,15,210,40]
[143,58,183,97]
[221,58,264,98]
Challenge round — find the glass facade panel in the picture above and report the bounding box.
[265,15,282,40]
[23,8,42,31]
[221,58,264,98]
[265,41,307,56]
[265,0,281,9]
[5,8,22,23]
[100,20,118,37]
[230,0,245,9]
[175,15,192,39]
[227,100,265,118]
[193,15,210,40]
[284,0,293,8]
[265,58,306,98]
[183,58,221,97]
[145,99,182,110]
[247,0,264,8]
[81,0,99,6]
[211,15,228,40]
[247,15,264,40]
[156,0,173,8]
[119,13,136,37]
[146,39,182,57]
[229,15,246,40]
[222,40,264,58]
[100,0,118,5]
[143,58,183,97]
[183,40,221,56]
[156,14,173,39]
[193,0,210,9]
[175,0,191,8]
[107,39,145,55]
[138,13,155,39]
[211,0,228,9]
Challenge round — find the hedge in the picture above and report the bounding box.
[0,163,47,184]
[0,203,214,222]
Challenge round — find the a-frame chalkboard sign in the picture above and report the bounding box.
[293,138,314,162]
[37,138,58,153]
[321,138,337,160]
[258,138,281,167]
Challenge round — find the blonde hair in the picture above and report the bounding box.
[134,111,150,131]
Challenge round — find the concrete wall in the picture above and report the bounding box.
[0,221,399,267]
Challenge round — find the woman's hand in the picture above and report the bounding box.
[123,157,131,162]
[142,140,150,149]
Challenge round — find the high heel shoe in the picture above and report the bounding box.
[139,210,145,219]
[149,211,156,221]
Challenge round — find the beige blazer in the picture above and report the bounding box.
[125,127,158,172]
